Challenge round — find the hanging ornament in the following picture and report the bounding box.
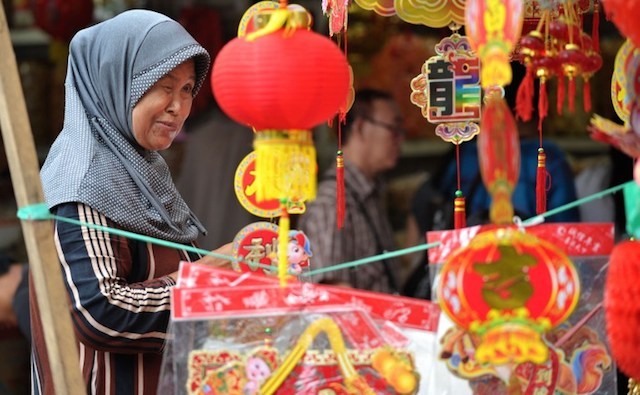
[213,2,350,285]
[322,0,351,36]
[438,227,580,366]
[478,88,521,225]
[465,0,525,88]
[410,32,482,229]
[605,239,640,380]
[394,0,466,28]
[322,0,354,230]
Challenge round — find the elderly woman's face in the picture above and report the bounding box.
[132,59,195,151]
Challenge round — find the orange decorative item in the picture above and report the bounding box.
[478,88,520,225]
[438,227,580,365]
[605,239,640,380]
[465,0,524,88]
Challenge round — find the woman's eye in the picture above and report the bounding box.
[182,85,193,94]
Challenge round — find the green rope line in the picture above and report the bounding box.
[522,180,634,226]
[300,242,442,277]
[16,180,634,278]
[16,203,255,264]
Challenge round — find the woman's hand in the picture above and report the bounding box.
[195,242,234,269]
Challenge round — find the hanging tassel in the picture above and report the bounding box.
[336,150,345,229]
[592,1,600,53]
[516,64,535,121]
[568,76,576,112]
[536,148,547,215]
[278,204,290,287]
[538,77,549,135]
[583,77,592,113]
[453,190,466,229]
[557,74,565,115]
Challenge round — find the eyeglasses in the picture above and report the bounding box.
[362,116,406,138]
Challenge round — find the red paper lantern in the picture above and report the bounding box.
[605,240,640,379]
[31,0,94,42]
[212,6,349,285]
[212,29,349,131]
[438,227,580,365]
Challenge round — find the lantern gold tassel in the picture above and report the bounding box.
[278,205,290,287]
[253,130,317,203]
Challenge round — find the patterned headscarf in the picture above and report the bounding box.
[41,10,210,243]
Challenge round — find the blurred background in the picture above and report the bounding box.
[0,1,632,393]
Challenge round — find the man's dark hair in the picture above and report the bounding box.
[343,88,395,142]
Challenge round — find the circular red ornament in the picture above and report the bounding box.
[438,228,580,331]
[211,28,350,130]
[605,240,640,379]
[519,31,545,60]
[31,0,94,42]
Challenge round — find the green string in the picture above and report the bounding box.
[522,180,634,226]
[300,242,442,278]
[16,180,635,278]
[17,204,243,263]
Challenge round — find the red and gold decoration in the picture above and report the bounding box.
[171,264,437,394]
[410,32,481,228]
[438,227,580,366]
[605,238,640,380]
[234,152,281,219]
[517,1,601,215]
[232,222,279,276]
[478,88,521,224]
[213,2,350,285]
[465,0,525,89]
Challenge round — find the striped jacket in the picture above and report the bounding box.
[31,203,200,395]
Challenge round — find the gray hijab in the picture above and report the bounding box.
[41,9,210,243]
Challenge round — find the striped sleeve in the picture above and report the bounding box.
[54,203,173,354]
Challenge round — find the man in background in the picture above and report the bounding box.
[299,89,404,294]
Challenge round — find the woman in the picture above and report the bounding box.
[36,10,230,394]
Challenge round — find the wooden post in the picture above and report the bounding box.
[0,6,85,395]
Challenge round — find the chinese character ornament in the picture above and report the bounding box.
[410,32,482,229]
